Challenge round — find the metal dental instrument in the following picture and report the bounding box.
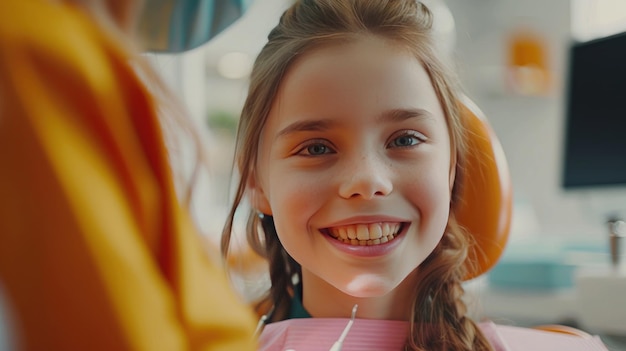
[329,304,358,351]
[253,305,275,339]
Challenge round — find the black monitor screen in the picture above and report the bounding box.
[563,31,626,188]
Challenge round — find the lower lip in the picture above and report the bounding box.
[323,225,407,258]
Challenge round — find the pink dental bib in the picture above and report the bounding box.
[258,318,608,351]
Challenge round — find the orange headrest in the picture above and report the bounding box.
[455,98,512,280]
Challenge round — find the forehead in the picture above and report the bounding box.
[269,35,444,125]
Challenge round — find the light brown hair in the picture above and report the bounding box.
[222,1,493,350]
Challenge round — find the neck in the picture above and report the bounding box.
[301,269,418,320]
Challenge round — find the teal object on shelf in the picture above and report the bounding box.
[487,239,578,290]
[488,259,576,290]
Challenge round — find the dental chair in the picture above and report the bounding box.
[457,99,594,340]
[455,97,511,281]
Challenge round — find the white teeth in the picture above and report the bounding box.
[356,224,369,240]
[327,222,403,246]
[338,227,347,239]
[369,223,382,239]
[347,227,357,240]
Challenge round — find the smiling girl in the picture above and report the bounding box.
[221,1,494,350]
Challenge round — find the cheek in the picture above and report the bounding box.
[266,169,329,232]
[406,167,452,234]
[265,172,332,263]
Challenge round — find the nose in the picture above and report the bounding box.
[338,152,393,200]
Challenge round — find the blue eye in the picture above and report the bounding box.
[388,132,423,148]
[307,144,329,155]
[296,142,335,156]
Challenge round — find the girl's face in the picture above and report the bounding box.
[253,36,454,306]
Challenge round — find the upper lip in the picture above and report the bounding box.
[322,215,410,228]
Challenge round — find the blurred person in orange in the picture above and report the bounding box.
[0,1,257,350]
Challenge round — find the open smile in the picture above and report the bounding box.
[322,222,407,246]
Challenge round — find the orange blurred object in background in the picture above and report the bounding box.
[507,29,552,96]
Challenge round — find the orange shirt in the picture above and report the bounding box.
[0,1,256,350]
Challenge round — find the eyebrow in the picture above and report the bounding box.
[276,108,434,138]
[276,118,337,138]
[377,108,435,123]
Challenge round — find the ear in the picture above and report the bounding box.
[247,173,272,216]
